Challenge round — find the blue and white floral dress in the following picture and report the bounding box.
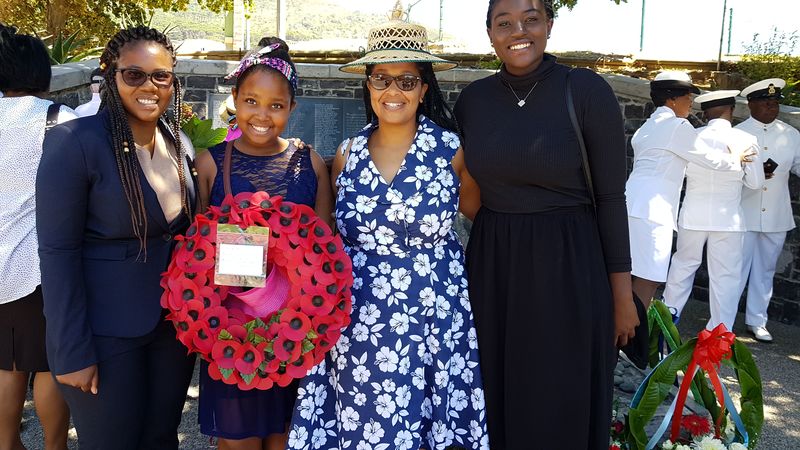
[288,116,489,450]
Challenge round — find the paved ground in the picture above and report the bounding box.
[20,298,800,449]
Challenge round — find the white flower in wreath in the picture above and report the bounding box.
[363,420,386,444]
[416,133,437,152]
[288,426,308,448]
[441,130,460,149]
[375,346,399,372]
[371,276,391,300]
[341,406,361,431]
[661,441,675,450]
[694,436,727,450]
[374,393,397,418]
[394,430,415,450]
[729,443,748,450]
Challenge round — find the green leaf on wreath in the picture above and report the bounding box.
[252,334,266,345]
[241,372,256,385]
[730,339,764,447]
[219,367,234,380]
[258,361,268,372]
[301,339,315,354]
[244,320,257,334]
[306,329,319,340]
[219,330,233,340]
[265,342,274,353]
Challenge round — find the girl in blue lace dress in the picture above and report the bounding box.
[194,38,332,450]
[287,17,489,450]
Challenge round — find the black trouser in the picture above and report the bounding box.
[57,321,195,450]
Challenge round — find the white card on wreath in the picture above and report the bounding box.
[216,243,264,276]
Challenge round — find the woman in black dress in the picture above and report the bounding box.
[454,0,639,447]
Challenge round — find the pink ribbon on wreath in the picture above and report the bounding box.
[670,323,736,441]
[226,265,290,318]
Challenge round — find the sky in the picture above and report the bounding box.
[337,0,799,60]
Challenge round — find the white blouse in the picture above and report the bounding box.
[0,95,77,304]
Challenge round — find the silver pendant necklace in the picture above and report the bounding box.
[506,80,539,107]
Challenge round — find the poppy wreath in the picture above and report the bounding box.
[161,191,353,390]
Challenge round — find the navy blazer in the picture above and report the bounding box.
[36,109,197,375]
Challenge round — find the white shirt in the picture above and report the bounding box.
[74,92,101,117]
[0,96,77,304]
[736,117,800,232]
[626,106,741,230]
[679,119,764,231]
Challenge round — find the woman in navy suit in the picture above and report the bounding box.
[36,27,197,449]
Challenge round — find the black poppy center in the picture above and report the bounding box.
[200,224,211,236]
[182,289,194,300]
[260,200,272,209]
[209,317,220,328]
[223,346,235,358]
[312,296,324,307]
[243,350,255,363]
[317,324,329,334]
[188,310,199,321]
[194,249,206,260]
[289,318,303,330]
[322,262,332,273]
[283,340,295,352]
[186,225,197,237]
[239,200,251,208]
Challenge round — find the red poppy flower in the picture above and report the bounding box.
[280,309,312,341]
[200,306,229,333]
[234,342,263,375]
[253,369,275,390]
[312,314,342,338]
[198,286,221,309]
[211,339,241,370]
[168,279,201,311]
[273,332,301,362]
[286,353,314,379]
[193,214,218,243]
[226,324,249,341]
[609,444,621,450]
[271,365,295,387]
[177,238,215,272]
[207,361,242,384]
[189,320,215,355]
[681,414,711,437]
[299,294,334,316]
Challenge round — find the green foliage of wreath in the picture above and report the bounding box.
[626,336,764,450]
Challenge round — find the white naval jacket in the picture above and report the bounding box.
[626,106,742,230]
[736,117,800,232]
[678,119,764,231]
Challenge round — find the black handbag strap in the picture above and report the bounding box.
[45,102,62,133]
[565,69,595,209]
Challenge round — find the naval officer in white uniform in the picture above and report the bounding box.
[627,71,749,304]
[663,90,763,331]
[736,78,800,342]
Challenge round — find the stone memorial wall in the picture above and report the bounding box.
[48,59,800,324]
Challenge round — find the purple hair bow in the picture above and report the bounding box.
[225,43,298,94]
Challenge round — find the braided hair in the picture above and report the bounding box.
[98,26,189,260]
[486,0,555,28]
[0,23,51,94]
[363,63,460,135]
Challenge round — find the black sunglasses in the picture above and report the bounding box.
[116,68,175,89]
[367,74,422,92]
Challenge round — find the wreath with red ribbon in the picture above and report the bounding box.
[160,191,353,390]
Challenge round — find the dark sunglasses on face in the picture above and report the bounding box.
[116,68,175,88]
[367,73,422,92]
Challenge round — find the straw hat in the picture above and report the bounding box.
[339,2,456,74]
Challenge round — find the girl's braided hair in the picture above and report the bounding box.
[98,26,189,260]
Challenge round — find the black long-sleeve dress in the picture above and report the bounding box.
[455,54,631,449]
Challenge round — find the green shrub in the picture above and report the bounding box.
[735,28,800,107]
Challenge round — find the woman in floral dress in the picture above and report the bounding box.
[288,15,488,450]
